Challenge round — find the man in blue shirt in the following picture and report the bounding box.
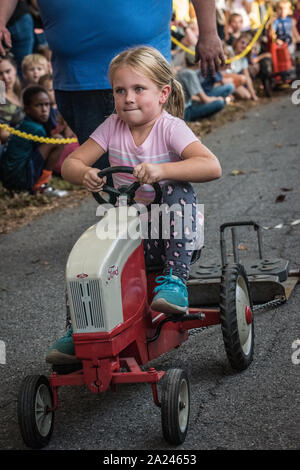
[0,1,224,146]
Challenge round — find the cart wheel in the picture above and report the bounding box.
[220,263,254,372]
[17,375,54,449]
[161,368,190,445]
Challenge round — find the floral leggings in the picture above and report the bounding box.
[65,181,197,329]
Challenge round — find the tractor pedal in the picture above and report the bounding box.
[168,312,205,322]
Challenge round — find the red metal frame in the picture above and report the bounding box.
[49,306,220,410]
[48,247,221,410]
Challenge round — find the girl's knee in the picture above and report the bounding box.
[161,181,194,199]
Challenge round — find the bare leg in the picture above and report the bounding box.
[234,86,251,100]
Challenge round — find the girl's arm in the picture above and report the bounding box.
[133,141,222,184]
[61,138,106,191]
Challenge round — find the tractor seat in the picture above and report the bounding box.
[146,248,201,274]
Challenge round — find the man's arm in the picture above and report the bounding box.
[191,0,225,76]
[0,0,19,55]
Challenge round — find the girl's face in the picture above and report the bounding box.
[0,59,17,91]
[23,63,47,84]
[112,65,170,128]
[234,37,250,54]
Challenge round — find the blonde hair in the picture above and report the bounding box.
[276,0,293,14]
[21,53,49,74]
[109,46,185,119]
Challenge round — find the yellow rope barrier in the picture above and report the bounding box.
[0,8,273,145]
[0,123,78,144]
[171,6,273,64]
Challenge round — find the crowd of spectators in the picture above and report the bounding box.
[0,0,299,195]
[172,0,300,120]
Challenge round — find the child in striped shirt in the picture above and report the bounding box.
[62,45,221,314]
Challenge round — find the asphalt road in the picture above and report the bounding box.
[0,94,299,451]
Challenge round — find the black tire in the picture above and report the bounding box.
[220,263,254,372]
[17,375,54,449]
[161,368,190,445]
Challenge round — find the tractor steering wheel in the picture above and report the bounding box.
[92,166,162,209]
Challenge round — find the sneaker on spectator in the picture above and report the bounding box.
[45,327,80,364]
[151,269,189,316]
[41,184,68,197]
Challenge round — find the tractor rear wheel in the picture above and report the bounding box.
[220,263,254,371]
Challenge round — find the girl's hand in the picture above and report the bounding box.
[82,167,106,192]
[133,163,164,185]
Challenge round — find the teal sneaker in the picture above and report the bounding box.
[151,269,189,316]
[45,327,80,364]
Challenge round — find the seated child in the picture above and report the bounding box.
[225,33,259,101]
[45,45,222,364]
[226,13,243,46]
[0,54,24,144]
[0,85,67,197]
[176,49,227,121]
[21,53,49,87]
[197,69,235,103]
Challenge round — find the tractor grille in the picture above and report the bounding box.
[69,279,105,331]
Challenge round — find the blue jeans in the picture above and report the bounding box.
[207,83,235,98]
[184,98,225,121]
[8,14,34,79]
[55,89,114,181]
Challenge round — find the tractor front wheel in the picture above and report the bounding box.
[17,375,54,449]
[161,368,190,445]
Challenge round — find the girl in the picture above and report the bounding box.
[0,54,24,144]
[225,33,259,101]
[46,46,221,364]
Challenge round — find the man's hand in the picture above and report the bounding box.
[133,163,163,185]
[195,34,225,77]
[0,25,12,56]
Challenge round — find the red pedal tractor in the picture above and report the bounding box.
[17,167,254,449]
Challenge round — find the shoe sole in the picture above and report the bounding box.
[45,349,81,365]
[151,298,188,316]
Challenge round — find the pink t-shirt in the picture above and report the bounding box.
[90,110,199,203]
